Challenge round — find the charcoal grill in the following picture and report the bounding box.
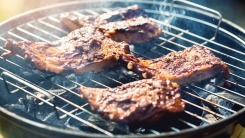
[0,0,245,138]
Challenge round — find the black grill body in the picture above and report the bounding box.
[0,1,244,138]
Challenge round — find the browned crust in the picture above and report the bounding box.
[60,13,96,31]
[60,5,146,31]
[100,16,163,43]
[79,77,185,124]
[2,25,131,75]
[60,15,81,31]
[60,5,162,44]
[126,45,230,84]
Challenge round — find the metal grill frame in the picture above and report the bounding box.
[0,0,244,137]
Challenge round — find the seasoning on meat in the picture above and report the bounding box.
[3,25,131,74]
[60,5,146,31]
[125,45,230,84]
[60,5,162,44]
[79,77,185,124]
[99,16,162,43]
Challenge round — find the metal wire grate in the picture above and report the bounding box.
[0,0,244,137]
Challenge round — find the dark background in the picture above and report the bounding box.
[192,0,245,29]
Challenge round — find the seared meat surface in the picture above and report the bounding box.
[61,5,162,44]
[79,77,185,124]
[1,4,231,126]
[95,5,146,23]
[3,25,130,74]
[125,45,229,84]
[99,16,162,43]
[60,5,146,31]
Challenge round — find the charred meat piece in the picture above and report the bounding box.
[61,5,162,44]
[79,77,185,124]
[60,5,146,31]
[3,25,131,74]
[125,45,229,84]
[99,16,162,43]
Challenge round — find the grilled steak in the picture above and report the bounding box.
[60,5,146,31]
[3,25,131,74]
[79,77,185,124]
[61,5,162,44]
[125,45,230,84]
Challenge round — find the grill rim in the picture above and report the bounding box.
[0,105,244,137]
[0,0,245,34]
[0,0,244,137]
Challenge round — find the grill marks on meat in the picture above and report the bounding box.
[60,5,146,31]
[3,25,130,74]
[60,5,162,44]
[79,78,185,124]
[126,45,230,84]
